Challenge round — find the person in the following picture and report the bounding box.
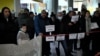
[62,10,66,17]
[17,8,30,27]
[49,12,56,25]
[24,8,29,15]
[63,11,79,56]
[27,12,35,40]
[34,10,50,56]
[50,12,68,56]
[92,11,100,56]
[0,7,18,44]
[79,10,92,56]
[17,24,30,45]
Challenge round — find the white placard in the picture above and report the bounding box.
[56,35,65,41]
[45,25,55,32]
[69,33,77,39]
[91,22,99,29]
[78,33,85,39]
[71,15,79,22]
[46,36,55,41]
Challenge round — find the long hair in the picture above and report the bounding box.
[1,7,12,19]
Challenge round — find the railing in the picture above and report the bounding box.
[0,36,42,56]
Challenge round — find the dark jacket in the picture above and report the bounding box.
[92,15,100,53]
[27,17,35,39]
[0,14,18,44]
[63,15,79,34]
[18,13,29,27]
[49,17,64,34]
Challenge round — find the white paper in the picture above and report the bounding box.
[91,22,99,29]
[46,36,55,41]
[45,25,55,32]
[56,35,65,41]
[69,33,77,39]
[71,15,79,22]
[78,33,85,39]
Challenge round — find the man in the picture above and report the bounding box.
[55,12,68,56]
[34,10,50,56]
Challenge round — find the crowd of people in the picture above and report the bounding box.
[0,6,100,56]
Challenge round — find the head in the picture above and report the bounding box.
[62,10,66,16]
[24,8,29,14]
[51,14,56,21]
[20,24,27,32]
[81,9,87,16]
[85,10,91,17]
[57,12,63,21]
[93,11,100,17]
[1,7,12,18]
[77,11,81,15]
[68,11,75,17]
[29,12,34,18]
[41,10,47,18]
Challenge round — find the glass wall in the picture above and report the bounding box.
[20,0,46,14]
[73,0,83,11]
[58,0,68,12]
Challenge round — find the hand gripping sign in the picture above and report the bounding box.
[45,25,55,41]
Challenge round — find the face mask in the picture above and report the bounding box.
[57,17,62,21]
[21,28,26,32]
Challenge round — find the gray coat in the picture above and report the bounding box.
[17,31,29,40]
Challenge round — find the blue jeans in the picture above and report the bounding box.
[56,40,68,56]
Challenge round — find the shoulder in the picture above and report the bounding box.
[18,31,24,34]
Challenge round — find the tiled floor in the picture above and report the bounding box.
[50,42,83,56]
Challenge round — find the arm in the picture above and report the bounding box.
[17,31,23,44]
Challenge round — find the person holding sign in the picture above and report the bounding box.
[63,11,79,55]
[91,11,100,56]
[34,10,50,56]
[78,10,92,56]
[51,12,68,56]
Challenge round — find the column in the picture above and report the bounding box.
[68,0,73,11]
[43,0,58,15]
[14,0,21,17]
[52,0,58,14]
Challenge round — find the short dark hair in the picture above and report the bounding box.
[20,24,27,28]
[24,8,29,13]
[29,12,34,15]
[41,10,46,14]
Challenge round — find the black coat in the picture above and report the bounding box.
[62,15,79,34]
[91,16,100,53]
[0,14,18,44]
[78,16,86,32]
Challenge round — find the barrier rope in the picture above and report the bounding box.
[42,30,100,37]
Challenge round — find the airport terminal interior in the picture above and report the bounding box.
[0,0,100,56]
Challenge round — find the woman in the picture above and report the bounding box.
[79,10,92,56]
[0,7,18,44]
